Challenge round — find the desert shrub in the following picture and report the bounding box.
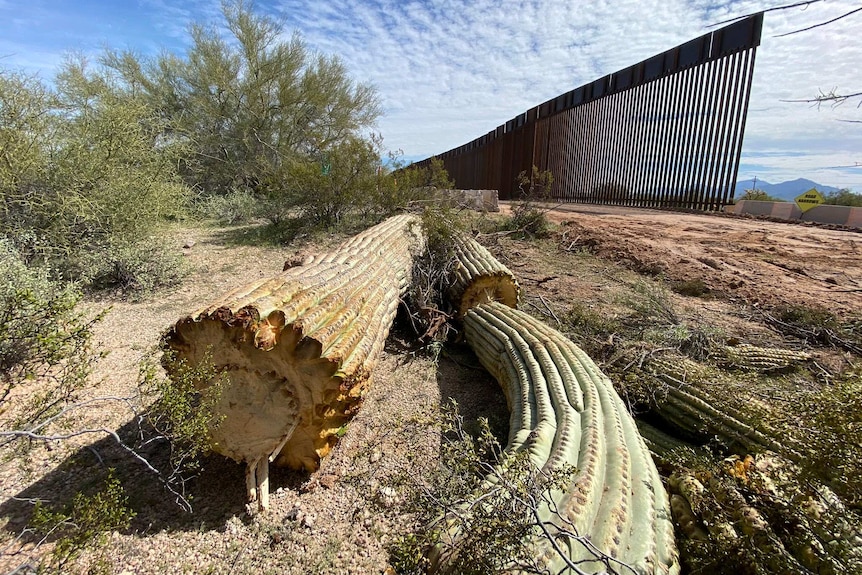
[371,156,455,218]
[389,404,573,574]
[766,304,862,354]
[502,166,554,237]
[562,302,622,360]
[0,63,190,294]
[30,469,135,569]
[736,189,783,202]
[0,239,101,445]
[138,350,227,499]
[823,188,862,207]
[103,1,380,209]
[281,135,384,227]
[405,205,469,346]
[620,280,716,360]
[672,278,710,297]
[84,238,186,297]
[194,188,263,224]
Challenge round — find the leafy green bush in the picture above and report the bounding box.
[1,62,190,294]
[502,166,554,237]
[823,188,862,207]
[139,349,227,496]
[84,238,186,297]
[0,239,100,442]
[30,469,135,569]
[736,189,783,202]
[368,156,456,222]
[103,1,380,209]
[281,135,383,227]
[194,188,263,224]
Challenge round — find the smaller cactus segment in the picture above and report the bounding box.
[667,455,862,574]
[644,355,802,462]
[636,420,691,459]
[451,302,679,575]
[163,215,423,508]
[719,343,811,372]
[447,234,520,317]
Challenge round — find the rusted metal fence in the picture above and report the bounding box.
[415,14,763,209]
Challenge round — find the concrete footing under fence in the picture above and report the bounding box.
[728,200,862,229]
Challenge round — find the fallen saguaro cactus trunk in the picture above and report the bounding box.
[719,343,811,372]
[163,214,423,508]
[429,237,678,574]
[454,302,679,574]
[447,233,519,318]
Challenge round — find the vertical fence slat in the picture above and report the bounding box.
[413,14,763,210]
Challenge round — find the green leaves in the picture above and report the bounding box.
[1,57,190,293]
[140,349,227,479]
[30,469,135,567]
[106,0,381,205]
[0,240,100,440]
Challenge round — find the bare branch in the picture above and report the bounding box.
[782,91,862,104]
[708,0,823,28]
[775,5,862,36]
[781,88,862,110]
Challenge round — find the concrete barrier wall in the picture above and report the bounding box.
[442,189,500,212]
[728,200,862,229]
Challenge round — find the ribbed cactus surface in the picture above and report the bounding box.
[720,343,811,372]
[645,355,802,462]
[447,234,520,317]
[163,214,423,507]
[458,302,679,574]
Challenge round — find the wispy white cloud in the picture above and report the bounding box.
[268,0,861,189]
[0,0,859,188]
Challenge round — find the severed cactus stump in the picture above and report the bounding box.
[163,214,423,508]
[448,234,519,317]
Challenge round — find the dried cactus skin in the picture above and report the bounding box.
[455,302,679,575]
[447,234,520,317]
[163,215,423,506]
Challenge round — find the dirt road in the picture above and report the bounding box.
[515,203,862,317]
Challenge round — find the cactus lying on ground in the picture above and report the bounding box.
[163,214,423,508]
[664,454,862,574]
[424,236,678,573]
[644,354,803,462]
[449,302,679,574]
[719,343,812,372]
[636,420,692,460]
[637,352,862,573]
[447,234,520,317]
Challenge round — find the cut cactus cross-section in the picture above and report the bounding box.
[163,214,423,508]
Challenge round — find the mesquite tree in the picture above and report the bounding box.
[103,0,382,214]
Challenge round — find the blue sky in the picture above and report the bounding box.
[1,0,860,190]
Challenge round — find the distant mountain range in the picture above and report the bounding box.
[734,178,839,201]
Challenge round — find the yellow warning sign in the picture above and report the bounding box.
[795,188,824,213]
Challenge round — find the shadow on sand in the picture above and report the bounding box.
[0,417,309,554]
